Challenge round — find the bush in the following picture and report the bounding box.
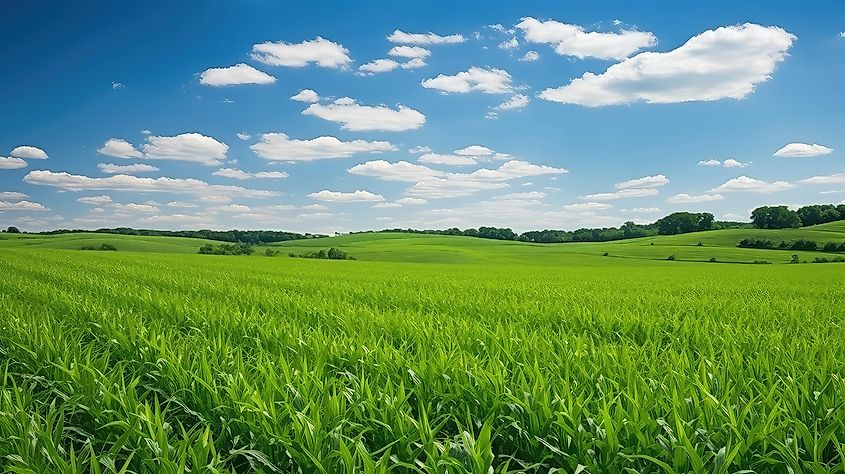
[602,252,609,256]
[696,242,703,247]
[299,248,354,260]
[752,260,772,265]
[197,243,253,255]
[81,243,117,251]
[667,255,676,261]
[708,257,717,262]
[264,248,280,257]
[790,254,801,264]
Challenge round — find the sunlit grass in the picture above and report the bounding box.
[1,247,844,472]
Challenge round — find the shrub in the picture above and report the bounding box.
[299,248,354,260]
[790,254,801,264]
[197,243,253,255]
[696,242,703,247]
[708,257,717,262]
[264,248,280,257]
[81,243,117,251]
[602,252,609,256]
[752,260,772,265]
[288,253,297,258]
[667,255,676,261]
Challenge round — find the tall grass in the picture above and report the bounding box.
[1,249,844,472]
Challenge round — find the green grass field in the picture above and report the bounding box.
[1,226,845,472]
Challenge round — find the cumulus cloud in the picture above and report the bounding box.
[77,195,113,205]
[142,133,229,165]
[454,145,494,157]
[711,176,793,192]
[408,145,433,154]
[622,207,661,213]
[10,146,48,160]
[250,132,396,162]
[539,23,795,106]
[773,143,833,158]
[290,89,320,103]
[0,200,48,211]
[563,202,614,210]
[520,51,540,62]
[580,188,660,201]
[359,58,400,74]
[499,38,519,50]
[493,94,529,111]
[348,160,446,182]
[405,160,568,199]
[615,174,669,189]
[251,37,351,68]
[23,170,277,198]
[387,30,465,45]
[199,63,276,86]
[396,197,427,205]
[516,17,656,60]
[418,153,477,166]
[302,97,425,131]
[698,159,721,167]
[388,46,431,58]
[237,133,251,141]
[97,163,159,174]
[422,67,513,94]
[0,192,28,200]
[98,138,143,159]
[374,202,402,209]
[698,158,750,168]
[308,189,385,202]
[0,157,28,169]
[666,193,724,203]
[798,173,845,185]
[213,168,289,180]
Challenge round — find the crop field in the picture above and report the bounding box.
[1,230,845,473]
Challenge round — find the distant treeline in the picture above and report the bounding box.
[751,204,845,229]
[738,238,845,252]
[377,213,750,243]
[33,227,324,244]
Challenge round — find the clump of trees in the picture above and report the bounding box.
[198,243,254,255]
[293,248,354,260]
[738,238,845,252]
[751,204,845,229]
[812,256,845,263]
[81,243,117,251]
[4,226,21,234]
[655,212,714,235]
[38,227,321,244]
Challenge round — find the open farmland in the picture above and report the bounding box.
[1,229,845,473]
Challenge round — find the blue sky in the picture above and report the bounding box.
[1,0,843,233]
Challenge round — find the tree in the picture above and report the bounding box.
[655,212,714,235]
[6,226,21,233]
[750,206,801,229]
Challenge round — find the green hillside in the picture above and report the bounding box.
[3,221,845,265]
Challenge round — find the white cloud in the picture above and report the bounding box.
[387,30,465,45]
[723,158,749,168]
[199,63,276,86]
[539,23,795,106]
[516,17,656,60]
[97,163,159,174]
[302,97,425,131]
[250,132,396,162]
[213,168,289,180]
[615,174,668,189]
[396,197,427,205]
[499,38,519,50]
[493,94,529,111]
[418,153,477,166]
[698,159,721,167]
[359,58,400,74]
[113,202,158,213]
[112,81,125,90]
[98,138,143,159]
[563,202,614,210]
[23,170,277,198]
[308,189,385,202]
[0,157,27,169]
[711,176,793,192]
[237,132,251,141]
[773,143,833,158]
[421,67,513,94]
[348,160,445,182]
[401,58,426,69]
[697,158,749,168]
[10,146,48,160]
[405,160,567,199]
[251,37,351,68]
[0,192,28,200]
[666,193,724,203]
[142,133,229,166]
[798,173,845,185]
[408,145,433,154]
[580,188,660,201]
[374,202,402,209]
[290,89,320,103]
[622,207,661,213]
[0,200,48,211]
[520,51,540,62]
[388,46,431,58]
[166,201,198,208]
[454,145,494,157]
[77,195,112,205]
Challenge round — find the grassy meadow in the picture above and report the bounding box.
[1,225,845,472]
